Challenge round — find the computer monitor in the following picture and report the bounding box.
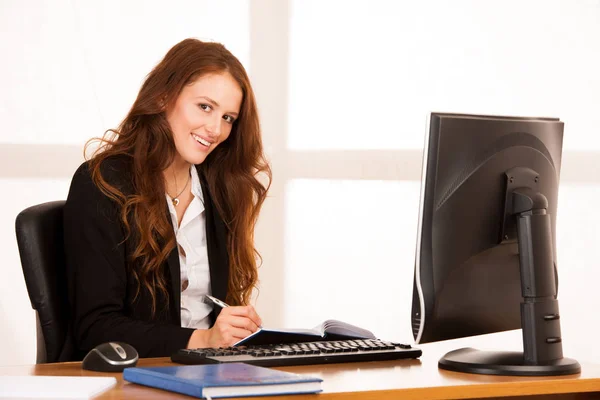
[411,113,580,376]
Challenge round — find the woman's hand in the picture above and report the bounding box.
[187,305,262,349]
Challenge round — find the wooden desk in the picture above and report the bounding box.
[1,348,599,400]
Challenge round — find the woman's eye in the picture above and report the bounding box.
[223,115,235,123]
[198,104,211,112]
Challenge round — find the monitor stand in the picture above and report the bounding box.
[439,348,580,376]
[439,169,580,376]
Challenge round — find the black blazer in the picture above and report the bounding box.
[64,155,230,359]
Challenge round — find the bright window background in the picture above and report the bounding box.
[0,0,250,146]
[287,0,600,151]
[555,183,600,361]
[284,179,420,342]
[282,0,600,365]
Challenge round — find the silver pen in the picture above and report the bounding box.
[203,294,230,309]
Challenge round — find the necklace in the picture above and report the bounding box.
[170,173,190,206]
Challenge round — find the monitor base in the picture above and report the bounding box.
[439,348,581,376]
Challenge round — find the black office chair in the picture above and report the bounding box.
[15,200,74,363]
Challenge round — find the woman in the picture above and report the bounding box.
[64,38,271,358]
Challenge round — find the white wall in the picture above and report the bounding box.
[1,0,599,366]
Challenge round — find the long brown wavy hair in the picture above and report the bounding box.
[85,38,271,314]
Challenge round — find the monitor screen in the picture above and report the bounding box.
[411,113,579,376]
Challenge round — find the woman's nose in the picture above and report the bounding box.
[206,115,222,136]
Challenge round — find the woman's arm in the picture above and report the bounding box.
[64,161,195,357]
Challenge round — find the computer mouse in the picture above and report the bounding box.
[82,342,139,372]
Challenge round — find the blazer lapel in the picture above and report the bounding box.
[165,204,182,325]
[197,167,230,308]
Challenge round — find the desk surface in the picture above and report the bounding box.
[2,346,600,400]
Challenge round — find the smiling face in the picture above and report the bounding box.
[166,72,243,166]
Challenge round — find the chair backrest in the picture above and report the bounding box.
[15,200,74,363]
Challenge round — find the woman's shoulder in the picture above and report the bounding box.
[71,154,135,194]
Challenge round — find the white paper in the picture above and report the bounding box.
[0,376,117,399]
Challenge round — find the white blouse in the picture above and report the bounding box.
[165,165,213,329]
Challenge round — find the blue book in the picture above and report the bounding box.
[123,363,323,398]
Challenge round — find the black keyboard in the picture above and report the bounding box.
[171,338,422,367]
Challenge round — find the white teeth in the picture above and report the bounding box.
[192,134,210,146]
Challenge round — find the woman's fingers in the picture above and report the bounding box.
[210,323,256,347]
[220,305,262,327]
[221,315,259,333]
[207,305,263,347]
[228,326,255,340]
[215,314,259,335]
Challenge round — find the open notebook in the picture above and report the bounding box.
[235,319,376,346]
[0,376,117,399]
